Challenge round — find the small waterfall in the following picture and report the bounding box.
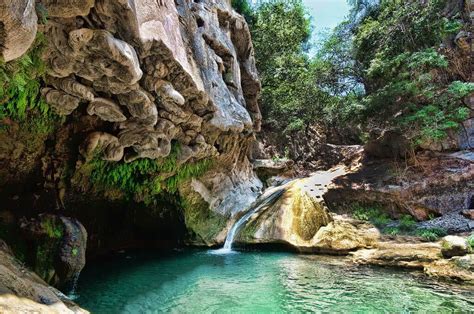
[212,184,287,254]
[67,272,81,300]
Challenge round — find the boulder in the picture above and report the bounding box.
[310,217,380,254]
[55,216,87,290]
[452,254,474,271]
[441,235,470,258]
[237,175,334,249]
[0,240,88,313]
[19,215,87,289]
[236,167,380,253]
[462,209,474,220]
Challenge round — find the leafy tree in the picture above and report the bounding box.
[349,0,472,145]
[250,0,327,132]
[231,0,254,22]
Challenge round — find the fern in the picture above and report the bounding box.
[88,142,213,204]
[0,32,59,135]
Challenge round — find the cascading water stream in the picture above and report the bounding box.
[212,183,289,254]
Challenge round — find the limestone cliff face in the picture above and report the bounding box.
[38,0,261,165]
[0,0,262,255]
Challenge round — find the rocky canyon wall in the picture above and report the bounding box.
[0,0,263,286]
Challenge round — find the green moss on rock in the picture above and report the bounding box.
[180,192,228,245]
[75,142,213,205]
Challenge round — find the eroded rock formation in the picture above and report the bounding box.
[0,0,38,62]
[1,0,263,251]
[237,168,380,253]
[38,0,260,168]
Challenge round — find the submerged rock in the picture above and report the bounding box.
[352,240,474,284]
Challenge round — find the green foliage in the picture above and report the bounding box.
[416,228,447,241]
[399,214,416,232]
[88,143,213,204]
[41,217,63,239]
[346,0,470,145]
[72,247,78,257]
[245,0,468,145]
[352,203,390,227]
[0,33,60,135]
[443,18,462,35]
[250,0,328,133]
[383,226,400,236]
[35,3,49,25]
[468,233,474,249]
[232,0,253,22]
[181,196,228,242]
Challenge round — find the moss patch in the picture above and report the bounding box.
[180,191,227,244]
[75,142,213,205]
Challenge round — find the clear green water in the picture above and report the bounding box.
[75,250,474,313]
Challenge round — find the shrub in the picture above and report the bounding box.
[352,204,391,227]
[0,33,61,135]
[40,217,63,239]
[416,228,447,242]
[335,0,470,147]
[468,233,474,249]
[384,226,400,236]
[399,214,416,231]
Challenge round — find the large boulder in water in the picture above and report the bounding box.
[237,167,380,253]
[0,240,88,313]
[20,214,87,289]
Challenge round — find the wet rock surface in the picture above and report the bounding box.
[237,167,379,253]
[352,240,474,284]
[19,214,87,289]
[0,240,87,313]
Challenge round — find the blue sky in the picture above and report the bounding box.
[250,0,351,49]
[302,0,351,39]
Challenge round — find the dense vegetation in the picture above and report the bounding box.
[351,203,448,241]
[234,0,473,147]
[79,143,212,205]
[0,33,60,135]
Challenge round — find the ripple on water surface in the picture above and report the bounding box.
[75,250,474,313]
